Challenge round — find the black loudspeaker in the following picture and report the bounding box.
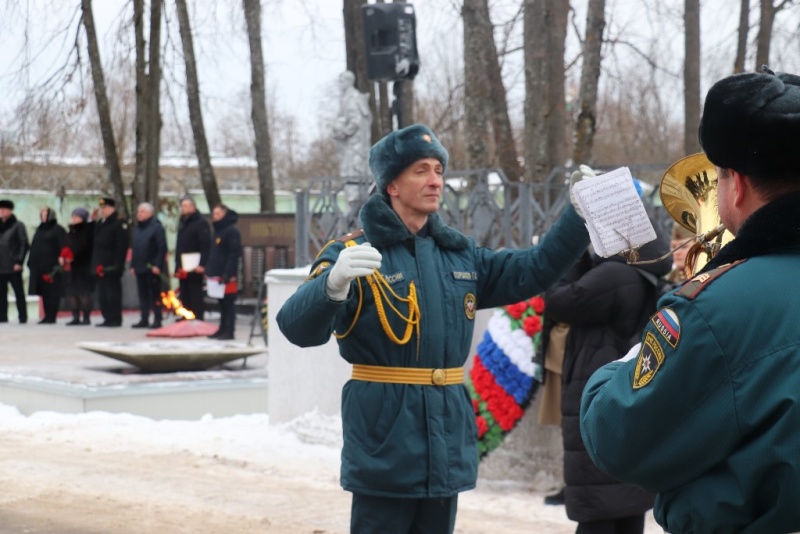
[362,2,419,82]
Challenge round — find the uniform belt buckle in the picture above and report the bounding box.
[431,368,446,386]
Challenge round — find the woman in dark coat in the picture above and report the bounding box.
[64,207,95,325]
[545,237,672,534]
[27,207,67,324]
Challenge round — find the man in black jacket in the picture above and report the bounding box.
[0,199,30,324]
[130,202,167,329]
[175,196,211,320]
[206,204,241,340]
[90,197,129,327]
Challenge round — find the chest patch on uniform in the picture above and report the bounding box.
[651,307,681,348]
[452,271,478,281]
[464,292,477,320]
[633,332,665,389]
[382,271,405,285]
[215,237,221,245]
[307,261,331,280]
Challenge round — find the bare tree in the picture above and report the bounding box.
[461,0,519,174]
[684,0,701,154]
[80,0,127,218]
[175,0,221,210]
[573,0,606,167]
[733,0,750,73]
[755,0,792,70]
[524,0,568,183]
[145,0,162,207]
[243,0,276,213]
[462,0,490,169]
[133,0,147,208]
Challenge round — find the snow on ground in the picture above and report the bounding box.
[0,404,663,533]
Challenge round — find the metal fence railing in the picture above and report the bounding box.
[294,164,673,267]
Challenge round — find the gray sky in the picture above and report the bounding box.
[1,1,799,155]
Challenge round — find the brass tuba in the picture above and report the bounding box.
[659,153,734,277]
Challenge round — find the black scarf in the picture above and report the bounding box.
[701,191,800,273]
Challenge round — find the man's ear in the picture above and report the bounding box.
[730,170,749,208]
[386,181,398,198]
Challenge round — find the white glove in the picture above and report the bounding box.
[569,164,597,219]
[617,342,641,363]
[325,243,382,300]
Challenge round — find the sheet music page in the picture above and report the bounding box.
[573,166,656,257]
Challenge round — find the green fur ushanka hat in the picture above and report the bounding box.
[368,124,449,193]
[699,67,800,179]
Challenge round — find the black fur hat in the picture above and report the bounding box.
[699,67,800,178]
[0,199,13,209]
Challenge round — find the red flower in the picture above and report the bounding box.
[476,416,488,438]
[175,268,188,280]
[96,265,104,277]
[42,274,54,284]
[59,247,74,261]
[505,301,528,320]
[523,315,542,337]
[472,399,479,413]
[529,296,545,314]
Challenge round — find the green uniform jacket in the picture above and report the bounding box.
[278,195,589,498]
[580,192,800,533]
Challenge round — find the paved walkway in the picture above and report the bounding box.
[0,308,268,388]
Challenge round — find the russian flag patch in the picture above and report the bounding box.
[651,307,680,348]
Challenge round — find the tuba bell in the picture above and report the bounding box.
[659,153,734,277]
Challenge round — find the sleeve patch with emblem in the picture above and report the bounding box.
[651,307,681,348]
[633,331,665,389]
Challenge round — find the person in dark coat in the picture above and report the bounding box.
[64,207,95,325]
[205,204,241,340]
[174,196,211,320]
[27,207,67,324]
[0,199,30,324]
[90,197,129,327]
[130,202,167,329]
[545,235,671,534]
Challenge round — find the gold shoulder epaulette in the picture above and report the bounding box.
[676,259,746,300]
[336,229,365,243]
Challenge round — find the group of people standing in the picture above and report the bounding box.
[0,196,242,340]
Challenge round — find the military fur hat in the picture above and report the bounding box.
[0,199,14,209]
[98,196,116,207]
[699,67,800,178]
[368,124,449,193]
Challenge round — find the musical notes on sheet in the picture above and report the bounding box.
[573,166,656,257]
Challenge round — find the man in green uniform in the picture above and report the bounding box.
[580,68,800,533]
[277,124,590,533]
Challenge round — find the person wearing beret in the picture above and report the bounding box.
[27,207,67,324]
[580,68,800,533]
[277,124,590,533]
[0,199,30,324]
[64,207,95,325]
[90,197,129,327]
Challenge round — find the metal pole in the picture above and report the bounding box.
[392,80,404,130]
